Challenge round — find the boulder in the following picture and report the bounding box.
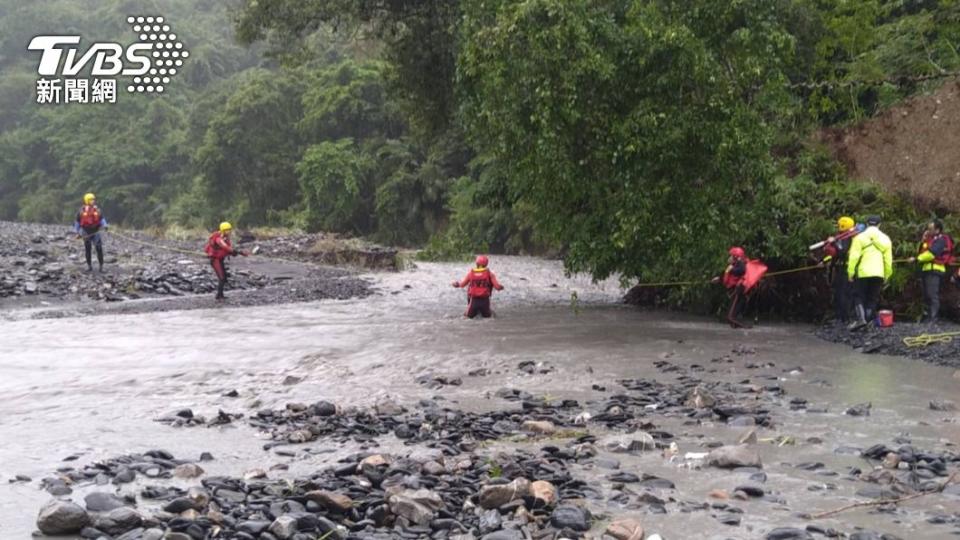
[606,518,645,540]
[306,490,353,513]
[707,445,762,469]
[173,463,205,479]
[479,478,530,509]
[550,504,590,531]
[530,480,558,506]
[84,492,127,512]
[521,420,557,435]
[37,500,89,535]
[269,515,299,539]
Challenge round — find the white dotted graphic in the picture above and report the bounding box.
[126,15,188,94]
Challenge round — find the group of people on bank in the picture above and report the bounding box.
[74,194,956,323]
[718,215,957,329]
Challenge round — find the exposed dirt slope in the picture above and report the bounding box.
[822,80,960,212]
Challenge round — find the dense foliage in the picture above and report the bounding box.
[2,0,959,315]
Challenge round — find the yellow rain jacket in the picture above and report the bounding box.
[847,226,893,281]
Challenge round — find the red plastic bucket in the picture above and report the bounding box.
[876,310,894,327]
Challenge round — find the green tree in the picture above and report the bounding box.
[195,69,306,223]
[297,138,372,233]
[459,0,794,281]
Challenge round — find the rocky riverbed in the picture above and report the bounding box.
[4,258,960,540]
[24,350,960,540]
[816,321,960,366]
[0,222,379,319]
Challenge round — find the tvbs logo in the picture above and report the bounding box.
[28,15,189,105]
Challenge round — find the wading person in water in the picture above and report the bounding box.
[205,222,248,300]
[74,193,108,272]
[452,255,505,318]
[712,246,767,329]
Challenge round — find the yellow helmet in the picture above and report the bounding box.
[83,193,96,204]
[837,216,855,231]
[219,222,233,233]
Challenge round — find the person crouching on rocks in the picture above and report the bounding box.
[74,192,108,272]
[205,222,248,301]
[452,255,504,318]
[712,247,767,329]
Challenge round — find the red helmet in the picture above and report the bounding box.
[475,255,489,268]
[728,247,746,259]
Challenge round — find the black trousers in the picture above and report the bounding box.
[82,229,103,269]
[855,277,884,322]
[727,285,748,322]
[831,267,852,322]
[466,296,492,318]
[921,271,944,321]
[211,258,229,298]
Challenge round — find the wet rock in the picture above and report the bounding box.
[930,400,957,411]
[717,512,741,526]
[530,480,558,506]
[238,519,272,535]
[478,509,502,534]
[606,518,644,540]
[844,403,871,416]
[603,433,656,453]
[163,497,200,513]
[244,468,267,480]
[707,445,763,469]
[85,492,128,512]
[738,429,758,445]
[482,530,524,540]
[310,400,338,416]
[550,504,590,531]
[686,385,716,408]
[142,529,164,540]
[306,490,353,512]
[92,506,143,535]
[43,477,73,495]
[269,515,299,539]
[37,500,89,534]
[709,489,729,499]
[734,484,765,498]
[766,528,813,539]
[173,463,204,479]
[639,474,675,490]
[479,478,530,509]
[521,420,557,435]
[388,489,442,525]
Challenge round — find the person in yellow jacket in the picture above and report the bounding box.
[846,215,893,330]
[906,219,954,323]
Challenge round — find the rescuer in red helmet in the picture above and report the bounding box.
[451,255,505,318]
[712,246,767,328]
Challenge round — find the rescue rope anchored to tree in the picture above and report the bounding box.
[70,194,960,330]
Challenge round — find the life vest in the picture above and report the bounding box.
[205,231,232,259]
[78,205,102,229]
[935,234,955,266]
[466,268,493,298]
[723,259,767,292]
[918,234,955,269]
[742,260,768,292]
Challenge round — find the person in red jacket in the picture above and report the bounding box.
[205,222,248,300]
[712,246,767,329]
[452,255,505,318]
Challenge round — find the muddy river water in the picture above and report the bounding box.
[0,257,958,539]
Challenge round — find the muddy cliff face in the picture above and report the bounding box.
[822,81,960,213]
